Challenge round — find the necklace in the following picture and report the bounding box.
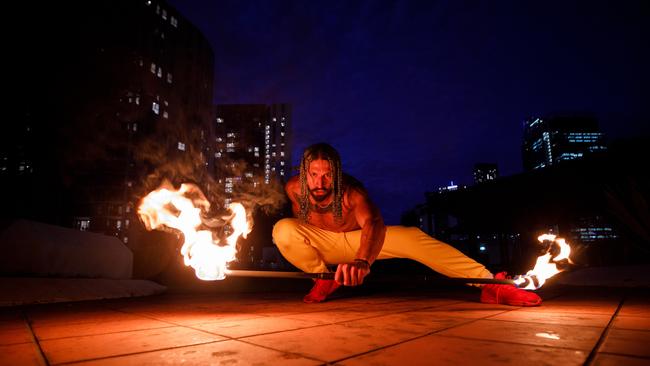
[311,201,333,214]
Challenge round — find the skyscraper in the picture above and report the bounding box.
[522,115,607,171]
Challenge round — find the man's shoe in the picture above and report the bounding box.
[481,272,542,306]
[303,279,340,303]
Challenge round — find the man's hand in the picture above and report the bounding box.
[335,259,371,286]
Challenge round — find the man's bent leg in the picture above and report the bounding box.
[272,218,355,273]
[272,218,354,303]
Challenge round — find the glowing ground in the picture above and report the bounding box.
[1,285,649,365]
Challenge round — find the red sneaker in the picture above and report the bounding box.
[480,272,542,306]
[303,279,341,303]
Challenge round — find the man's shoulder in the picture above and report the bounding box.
[285,176,300,198]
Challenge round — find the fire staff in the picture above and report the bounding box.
[272,143,542,306]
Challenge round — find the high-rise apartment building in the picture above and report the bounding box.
[522,115,607,171]
[473,163,499,185]
[4,1,214,246]
[213,104,292,206]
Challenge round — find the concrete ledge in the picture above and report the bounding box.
[0,278,167,306]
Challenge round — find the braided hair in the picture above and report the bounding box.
[298,143,344,222]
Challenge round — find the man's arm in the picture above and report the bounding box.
[335,188,387,286]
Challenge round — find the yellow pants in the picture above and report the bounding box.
[272,218,493,280]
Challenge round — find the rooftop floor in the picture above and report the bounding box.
[2,285,649,365]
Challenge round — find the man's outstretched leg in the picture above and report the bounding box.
[480,272,541,306]
[345,226,542,306]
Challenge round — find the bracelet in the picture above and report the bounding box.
[354,258,370,266]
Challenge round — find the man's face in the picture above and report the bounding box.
[306,159,333,202]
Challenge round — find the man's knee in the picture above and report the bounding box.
[272,218,300,249]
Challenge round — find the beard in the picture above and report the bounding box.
[309,188,332,202]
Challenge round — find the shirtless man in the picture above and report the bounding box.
[272,143,541,306]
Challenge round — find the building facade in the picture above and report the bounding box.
[522,115,607,171]
[4,0,214,248]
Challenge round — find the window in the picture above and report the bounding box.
[162,9,167,20]
[150,62,156,73]
[152,102,160,114]
[162,111,168,119]
[178,142,186,151]
[157,67,162,78]
[167,72,172,83]
[171,16,178,27]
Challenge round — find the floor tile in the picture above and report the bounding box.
[27,308,142,327]
[33,317,174,340]
[600,328,650,357]
[40,326,226,364]
[244,320,425,362]
[74,339,321,366]
[340,334,588,366]
[515,300,619,315]
[438,319,603,351]
[0,322,33,345]
[619,301,650,318]
[0,342,45,366]
[612,316,650,331]
[281,308,389,325]
[130,309,263,326]
[592,353,650,366]
[488,310,611,327]
[404,302,512,319]
[194,316,322,338]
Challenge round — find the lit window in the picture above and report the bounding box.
[280,151,284,157]
[216,117,223,123]
[163,111,168,119]
[227,132,235,138]
[178,142,185,151]
[152,102,160,114]
[162,9,167,20]
[171,16,178,27]
[132,123,138,132]
[167,73,172,83]
[135,96,140,105]
[215,152,222,158]
[157,67,162,78]
[226,142,235,148]
[150,62,156,73]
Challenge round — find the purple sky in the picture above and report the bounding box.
[169,0,649,224]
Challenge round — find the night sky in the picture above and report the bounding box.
[169,0,649,224]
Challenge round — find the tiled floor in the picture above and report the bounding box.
[1,285,649,365]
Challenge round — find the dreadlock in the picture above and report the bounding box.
[298,143,344,222]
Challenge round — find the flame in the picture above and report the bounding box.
[137,183,251,280]
[513,234,573,290]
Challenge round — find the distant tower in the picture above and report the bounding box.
[473,163,498,185]
[522,115,607,171]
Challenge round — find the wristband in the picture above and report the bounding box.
[354,258,370,266]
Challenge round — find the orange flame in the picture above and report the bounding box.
[137,183,251,280]
[513,234,573,290]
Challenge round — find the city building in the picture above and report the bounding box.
[4,1,214,248]
[473,163,499,185]
[522,115,607,171]
[213,104,292,205]
[213,104,293,268]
